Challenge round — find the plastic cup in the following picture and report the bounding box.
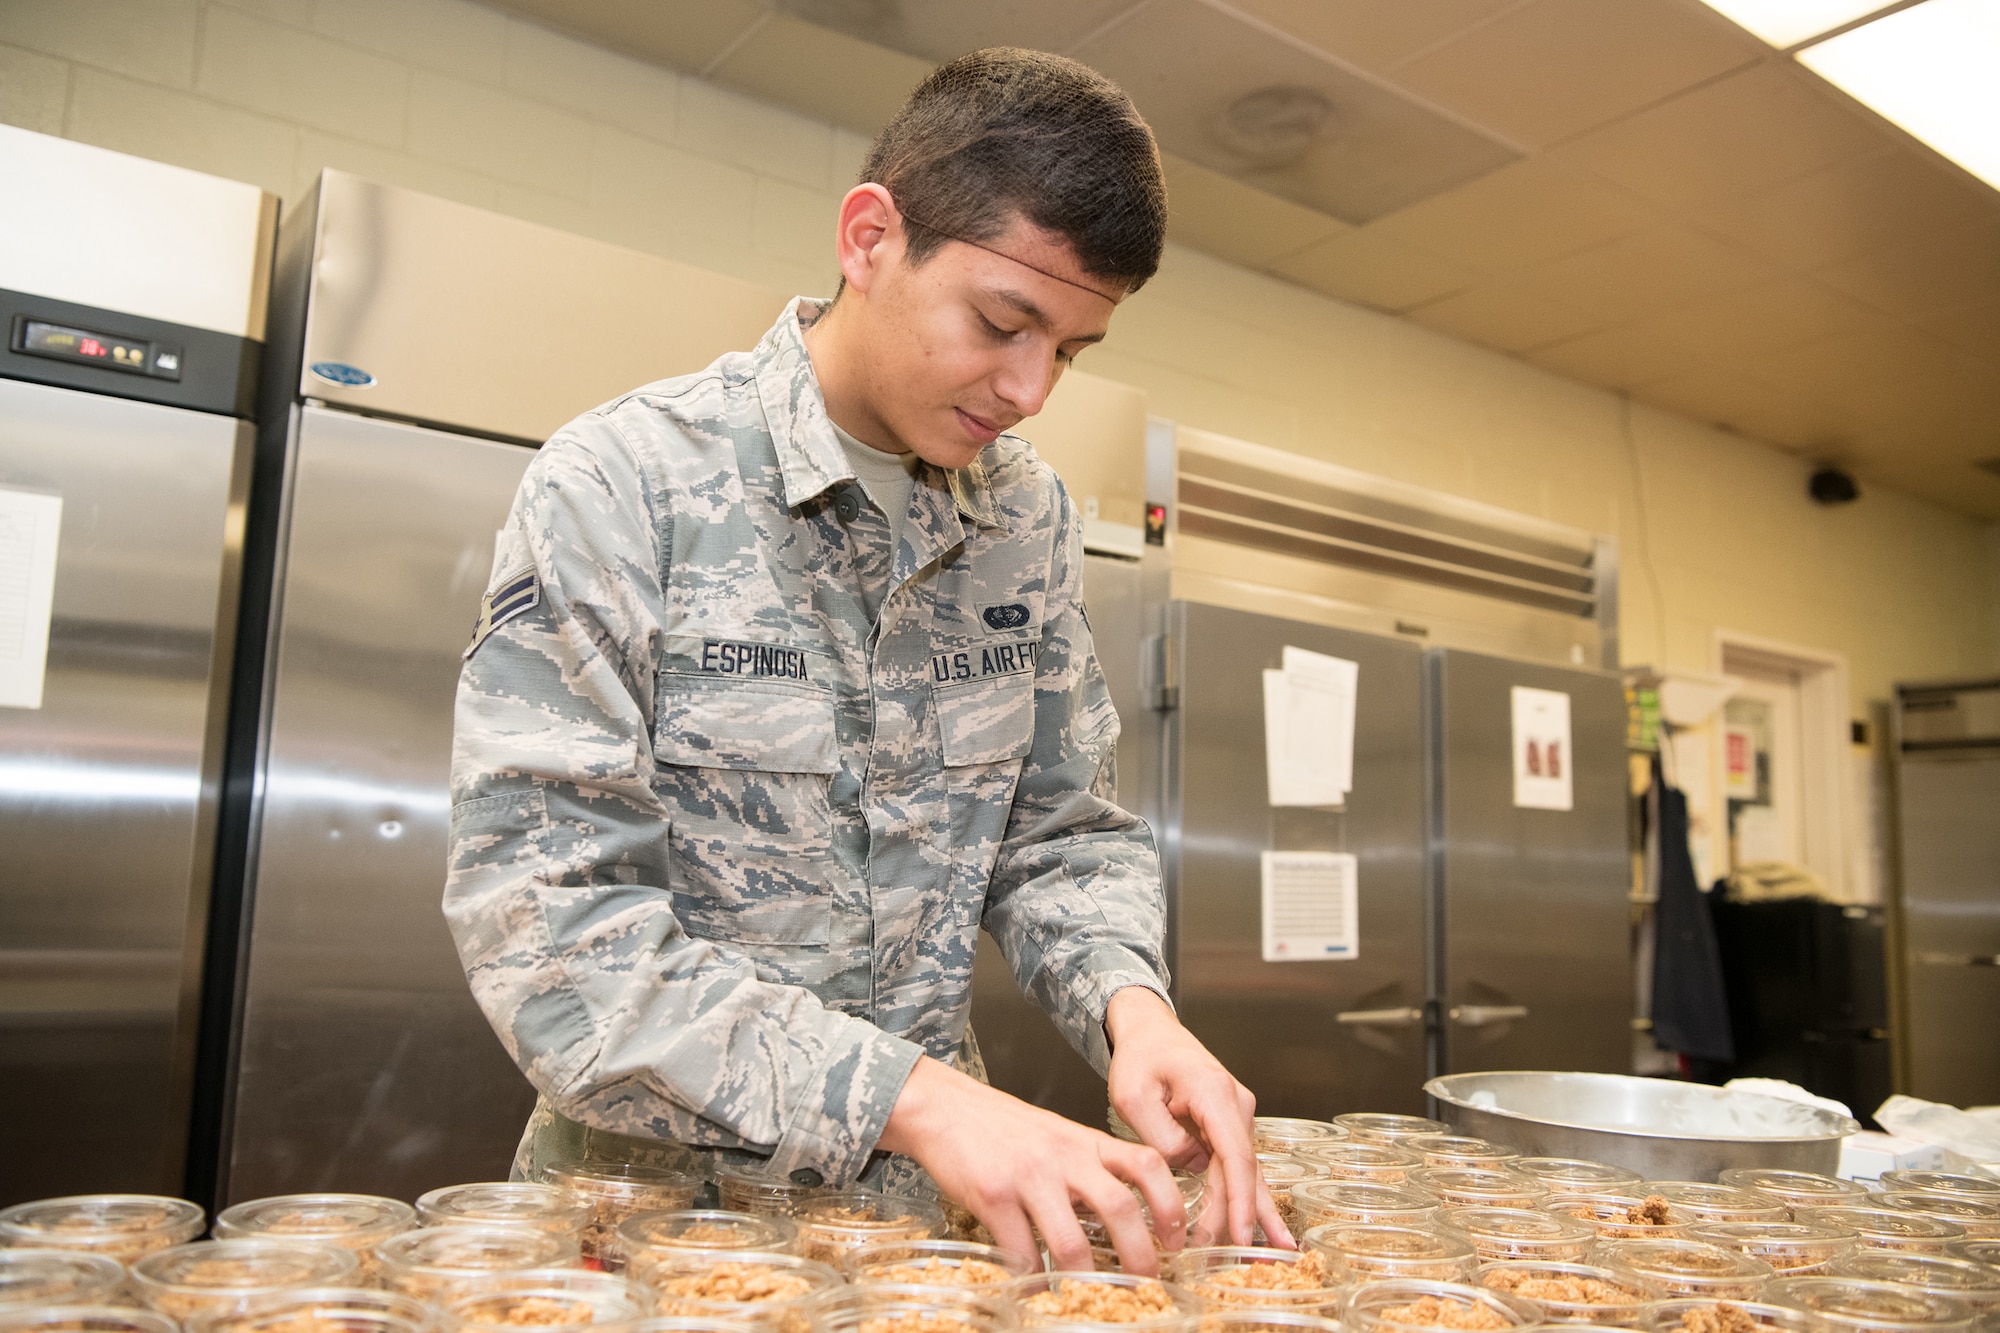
[802,1283,1015,1333]
[714,1169,823,1220]
[792,1194,946,1266]
[1446,1207,1595,1265]
[1597,1239,1773,1300]
[1474,1260,1660,1324]
[1878,1172,2000,1205]
[1541,1195,1694,1242]
[1765,1275,1976,1333]
[617,1212,800,1277]
[1252,1120,1346,1155]
[0,1307,180,1333]
[1715,1170,1868,1214]
[1331,1116,1446,1147]
[544,1165,703,1268]
[1510,1162,1642,1199]
[1945,1236,2000,1269]
[130,1240,359,1322]
[415,1185,589,1240]
[1257,1159,1330,1240]
[1165,1246,1342,1315]
[443,1268,646,1330]
[1287,1144,1421,1185]
[843,1240,1035,1292]
[1074,1177,1204,1256]
[1635,1298,1818,1331]
[214,1195,416,1282]
[0,1250,125,1308]
[1003,1271,1202,1331]
[188,1286,437,1333]
[1790,1206,1964,1254]
[1402,1137,1519,1172]
[1338,1277,1539,1332]
[1287,1182,1439,1231]
[1636,1186,1786,1225]
[0,1196,206,1265]
[1872,1191,2000,1240]
[1298,1224,1477,1284]
[640,1249,843,1333]
[1685,1221,1857,1275]
[1827,1250,2000,1314]
[1188,1311,1341,1333]
[373,1225,581,1303]
[1405,1170,1540,1212]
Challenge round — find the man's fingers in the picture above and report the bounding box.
[1253,1177,1295,1249]
[1102,1140,1186,1253]
[1183,1077,1262,1245]
[975,1195,1042,1279]
[1073,1170,1158,1277]
[1025,1183,1097,1275]
[1112,1088,1204,1167]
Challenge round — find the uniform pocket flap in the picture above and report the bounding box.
[655,677,838,774]
[936,674,1035,767]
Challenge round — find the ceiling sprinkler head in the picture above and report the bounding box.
[1213,85,1334,168]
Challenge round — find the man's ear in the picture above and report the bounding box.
[833,183,899,298]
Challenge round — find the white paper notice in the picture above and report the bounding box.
[0,488,62,710]
[1261,851,1358,961]
[1511,685,1573,811]
[1263,646,1358,807]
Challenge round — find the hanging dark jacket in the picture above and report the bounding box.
[1650,757,1735,1062]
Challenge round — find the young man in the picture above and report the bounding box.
[445,47,1285,1273]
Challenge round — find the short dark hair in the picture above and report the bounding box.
[860,47,1167,292]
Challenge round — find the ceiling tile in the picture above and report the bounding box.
[1403,278,1603,351]
[1163,151,1350,268]
[1743,327,1997,438]
[490,0,764,73]
[1914,299,2000,368]
[1499,227,1776,333]
[1559,62,1885,216]
[1636,364,1839,447]
[1359,155,1653,276]
[1810,219,2000,321]
[778,0,1144,63]
[1267,224,1476,311]
[1386,0,1758,148]
[709,15,933,136]
[1524,321,1710,390]
[1633,277,1879,364]
[1218,0,1523,74]
[1073,0,1519,224]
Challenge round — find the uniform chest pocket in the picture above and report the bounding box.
[935,672,1035,768]
[652,676,837,944]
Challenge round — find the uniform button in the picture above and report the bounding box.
[789,1167,824,1188]
[834,490,862,523]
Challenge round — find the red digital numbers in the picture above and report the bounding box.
[79,338,107,358]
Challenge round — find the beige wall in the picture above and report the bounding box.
[5,0,1993,710]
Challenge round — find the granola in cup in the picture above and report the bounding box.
[443,1269,646,1330]
[1826,1250,2000,1316]
[1713,1171,1867,1216]
[1286,1182,1438,1232]
[640,1248,842,1333]
[1877,1172,2000,1206]
[1330,1117,1445,1148]
[543,1164,703,1269]
[373,1225,581,1304]
[1286,1145,1420,1186]
[1788,1206,1963,1254]
[1445,1208,1593,1265]
[1684,1222,1856,1275]
[715,1169,825,1221]
[1764,1275,1977,1333]
[0,1196,206,1265]
[618,1212,801,1279]
[1475,1261,1658,1324]
[802,1282,1014,1333]
[1190,1311,1341,1333]
[1404,1171,1539,1213]
[1597,1239,1772,1301]
[214,1195,416,1282]
[0,1308,180,1333]
[1073,1178,1205,1257]
[1540,1195,1693,1243]
[1250,1121,1345,1156]
[0,1250,125,1308]
[1003,1271,1202,1330]
[1872,1191,2000,1240]
[794,1195,945,1266]
[1634,1187,1785,1226]
[1255,1161,1328,1241]
[1400,1138,1518,1173]
[188,1285,436,1333]
[1634,1298,1819,1333]
[1338,1278,1538,1332]
[843,1241,1035,1292]
[1509,1163,1641,1200]
[1166,1247,1341,1315]
[1298,1225,1476,1285]
[130,1240,359,1321]
[415,1186,588,1241]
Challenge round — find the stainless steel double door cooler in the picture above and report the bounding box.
[975,599,1632,1126]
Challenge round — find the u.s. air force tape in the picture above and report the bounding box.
[465,567,540,658]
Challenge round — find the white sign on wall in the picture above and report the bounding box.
[1260,850,1358,961]
[0,487,62,710]
[1511,685,1573,811]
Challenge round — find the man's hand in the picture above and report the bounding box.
[879,1055,1186,1275]
[1103,987,1292,1250]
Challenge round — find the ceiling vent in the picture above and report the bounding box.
[1212,86,1336,168]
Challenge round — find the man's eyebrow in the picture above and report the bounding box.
[984,287,1107,344]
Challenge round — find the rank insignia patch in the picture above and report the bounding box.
[979,601,1032,632]
[465,567,540,658]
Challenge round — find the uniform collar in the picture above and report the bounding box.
[753,298,1003,532]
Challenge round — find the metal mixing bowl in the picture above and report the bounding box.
[1425,1072,1859,1181]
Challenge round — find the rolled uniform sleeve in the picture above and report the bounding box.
[980,484,1171,1076]
[445,415,920,1187]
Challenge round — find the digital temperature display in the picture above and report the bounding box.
[13,318,181,380]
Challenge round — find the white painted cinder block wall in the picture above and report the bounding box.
[3,0,1995,711]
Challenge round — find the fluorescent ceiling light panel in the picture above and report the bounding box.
[1799,0,2000,191]
[1690,0,1900,46]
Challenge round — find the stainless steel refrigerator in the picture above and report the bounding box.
[0,126,274,1204]
[1890,678,2000,1108]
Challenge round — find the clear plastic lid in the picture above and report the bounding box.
[618,1212,801,1277]
[1298,1224,1477,1284]
[1337,1277,1538,1332]
[713,1168,824,1220]
[213,1196,416,1254]
[0,1307,181,1333]
[642,1249,844,1332]
[1404,1169,1539,1212]
[1598,1238,1774,1299]
[0,1250,125,1309]
[802,1283,1015,1333]
[187,1286,437,1333]
[1475,1260,1660,1323]
[593,1320,766,1333]
[1640,1184,1789,1224]
[414,1184,590,1237]
[1828,1251,2000,1310]
[1874,1191,2000,1239]
[1004,1270,1202,1331]
[1330,1115,1446,1146]
[1636,1298,1820,1332]
[1287,1143,1421,1184]
[1508,1160,1642,1198]
[842,1240,1035,1291]
[1879,1172,2000,1204]
[1946,1236,2000,1268]
[0,1196,206,1263]
[1790,1205,1965,1253]
[373,1225,581,1303]
[1251,1119,1346,1154]
[1165,1247,1341,1313]
[1686,1220,1858,1274]
[130,1240,360,1320]
[444,1269,647,1330]
[1716,1169,1869,1212]
[1187,1310,1341,1333]
[792,1193,946,1265]
[1443,1207,1595,1264]
[1541,1193,1694,1241]
[1400,1137,1518,1172]
[544,1165,704,1265]
[1286,1182,1438,1230]
[1766,1275,1976,1333]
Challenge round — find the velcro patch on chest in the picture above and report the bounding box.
[465,567,540,658]
[930,638,1039,685]
[698,639,815,681]
[978,601,1035,633]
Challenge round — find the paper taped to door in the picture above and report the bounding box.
[0,487,62,710]
[1261,850,1358,961]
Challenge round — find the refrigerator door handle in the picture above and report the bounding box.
[1336,1006,1425,1026]
[1914,952,2000,967]
[1450,1004,1529,1026]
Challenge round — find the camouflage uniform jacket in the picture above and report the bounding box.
[445,298,1170,1192]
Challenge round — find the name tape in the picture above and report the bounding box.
[931,639,1039,685]
[699,639,813,681]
